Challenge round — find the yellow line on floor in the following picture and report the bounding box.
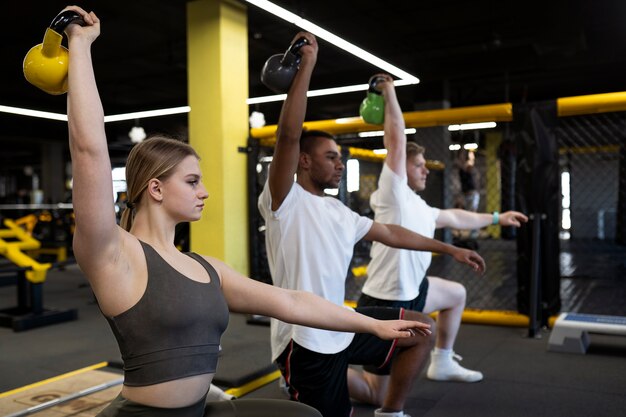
[0,361,109,398]
[344,302,558,328]
[224,370,282,398]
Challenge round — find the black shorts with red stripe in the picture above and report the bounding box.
[275,306,404,417]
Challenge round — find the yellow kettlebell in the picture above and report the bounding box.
[23,10,83,95]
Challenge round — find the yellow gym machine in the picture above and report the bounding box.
[0,219,77,331]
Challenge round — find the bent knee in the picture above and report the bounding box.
[404,309,435,327]
[402,309,436,346]
[451,282,467,304]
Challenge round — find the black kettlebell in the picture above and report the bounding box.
[260,37,308,94]
[23,10,84,95]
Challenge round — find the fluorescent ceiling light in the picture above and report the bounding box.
[448,122,497,131]
[244,0,419,103]
[449,143,479,151]
[0,105,67,121]
[335,117,361,124]
[346,159,360,192]
[358,128,416,138]
[246,94,287,105]
[247,80,414,104]
[245,0,418,82]
[0,104,190,124]
[5,1,421,122]
[104,106,190,122]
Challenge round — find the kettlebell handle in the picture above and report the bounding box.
[40,10,84,58]
[49,10,84,34]
[50,10,85,34]
[280,37,308,66]
[368,75,386,95]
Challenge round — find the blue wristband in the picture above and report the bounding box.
[492,211,499,225]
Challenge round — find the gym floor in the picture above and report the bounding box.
[1,264,625,417]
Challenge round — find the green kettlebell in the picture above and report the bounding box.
[359,75,386,125]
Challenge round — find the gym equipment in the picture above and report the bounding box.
[260,37,308,94]
[548,312,626,354]
[0,207,75,264]
[513,102,561,337]
[359,75,386,125]
[0,219,51,284]
[4,378,123,417]
[2,379,240,417]
[0,219,77,331]
[23,10,84,95]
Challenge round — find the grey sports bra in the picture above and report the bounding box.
[104,241,229,386]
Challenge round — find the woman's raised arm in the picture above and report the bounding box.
[65,6,122,272]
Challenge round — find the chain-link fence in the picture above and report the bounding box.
[556,111,626,316]
[249,109,626,318]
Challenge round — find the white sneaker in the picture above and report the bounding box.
[206,383,236,401]
[426,350,483,382]
[278,375,290,398]
[374,409,411,417]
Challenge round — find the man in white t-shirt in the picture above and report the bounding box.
[354,75,528,400]
[258,34,485,417]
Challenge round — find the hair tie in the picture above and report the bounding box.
[126,201,136,210]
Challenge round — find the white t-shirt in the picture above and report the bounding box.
[258,181,373,360]
[363,164,440,301]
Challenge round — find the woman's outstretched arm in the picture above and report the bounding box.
[213,257,432,339]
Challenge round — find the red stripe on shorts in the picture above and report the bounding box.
[378,307,404,369]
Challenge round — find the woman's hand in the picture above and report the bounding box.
[62,5,100,44]
[373,319,432,340]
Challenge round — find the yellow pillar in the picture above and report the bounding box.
[485,131,502,238]
[187,0,249,274]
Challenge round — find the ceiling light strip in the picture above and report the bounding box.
[294,21,418,83]
[448,122,497,131]
[247,80,414,104]
[247,83,367,104]
[358,128,417,138]
[0,105,190,124]
[0,105,67,121]
[104,106,190,122]
[245,0,418,81]
[4,1,422,122]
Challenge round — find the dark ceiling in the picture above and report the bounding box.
[1,0,625,167]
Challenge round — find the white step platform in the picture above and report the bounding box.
[548,312,626,354]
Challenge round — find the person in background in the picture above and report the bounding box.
[458,149,480,239]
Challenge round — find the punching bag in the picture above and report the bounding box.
[513,101,561,323]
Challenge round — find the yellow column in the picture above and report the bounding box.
[485,131,502,238]
[187,0,249,274]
